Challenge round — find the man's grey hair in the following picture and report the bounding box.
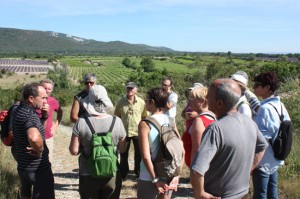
[40,79,54,87]
[215,79,241,111]
[21,82,41,102]
[83,73,97,83]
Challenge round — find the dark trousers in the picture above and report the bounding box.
[109,170,122,199]
[79,175,116,199]
[120,136,141,179]
[18,168,54,199]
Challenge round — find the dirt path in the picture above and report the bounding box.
[52,125,193,199]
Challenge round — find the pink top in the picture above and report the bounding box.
[36,96,60,139]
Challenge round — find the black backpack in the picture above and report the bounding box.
[269,103,293,160]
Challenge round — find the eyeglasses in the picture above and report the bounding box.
[162,83,171,87]
[253,82,263,88]
[85,82,95,85]
[145,98,153,103]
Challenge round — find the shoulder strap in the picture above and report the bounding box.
[84,116,116,134]
[143,117,162,133]
[199,112,216,121]
[84,117,96,134]
[237,100,250,110]
[108,116,116,132]
[268,103,284,122]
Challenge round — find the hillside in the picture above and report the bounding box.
[0,27,175,55]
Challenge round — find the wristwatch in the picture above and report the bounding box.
[152,178,159,183]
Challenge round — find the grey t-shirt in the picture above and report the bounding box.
[73,115,126,175]
[191,112,268,199]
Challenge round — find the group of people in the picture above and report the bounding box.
[7,70,290,199]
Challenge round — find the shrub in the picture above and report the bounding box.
[122,57,131,68]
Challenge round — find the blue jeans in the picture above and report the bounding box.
[252,169,278,199]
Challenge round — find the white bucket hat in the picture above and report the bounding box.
[229,71,249,88]
[83,85,113,115]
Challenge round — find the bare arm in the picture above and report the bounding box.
[51,107,63,135]
[27,127,44,157]
[138,121,156,179]
[70,99,79,123]
[191,170,219,199]
[138,120,168,194]
[191,117,206,162]
[251,149,266,172]
[69,134,80,155]
[165,101,174,110]
[118,137,127,153]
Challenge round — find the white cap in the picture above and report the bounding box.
[189,82,204,90]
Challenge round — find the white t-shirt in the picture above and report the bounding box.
[165,91,178,119]
[237,95,252,118]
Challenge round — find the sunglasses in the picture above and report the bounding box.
[253,82,263,88]
[85,81,95,85]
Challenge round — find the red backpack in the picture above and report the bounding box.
[0,104,18,146]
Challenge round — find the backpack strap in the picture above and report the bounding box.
[268,103,284,122]
[268,103,284,144]
[199,112,216,121]
[84,116,116,135]
[143,117,162,133]
[108,116,116,132]
[84,117,96,134]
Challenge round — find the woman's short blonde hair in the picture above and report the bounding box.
[190,86,208,101]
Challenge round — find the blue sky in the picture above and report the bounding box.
[0,0,299,53]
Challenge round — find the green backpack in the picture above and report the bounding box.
[83,116,117,178]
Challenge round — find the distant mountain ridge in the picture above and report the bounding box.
[0,27,175,55]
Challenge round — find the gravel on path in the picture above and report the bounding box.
[53,125,193,199]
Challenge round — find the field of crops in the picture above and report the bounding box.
[62,57,134,85]
[61,56,204,85]
[0,59,51,73]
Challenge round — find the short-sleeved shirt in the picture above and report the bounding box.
[165,91,178,119]
[114,95,147,137]
[36,96,60,139]
[73,115,126,175]
[12,103,51,172]
[192,112,268,199]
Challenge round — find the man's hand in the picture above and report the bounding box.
[197,191,220,199]
[26,146,43,158]
[41,103,49,117]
